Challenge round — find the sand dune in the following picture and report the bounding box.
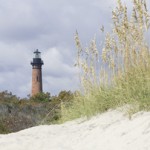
[0,110,150,150]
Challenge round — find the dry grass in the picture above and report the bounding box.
[61,0,150,122]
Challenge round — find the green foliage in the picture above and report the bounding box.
[0,90,19,103]
[30,92,51,102]
[40,90,75,124]
[0,90,75,133]
[58,90,74,102]
[0,120,9,134]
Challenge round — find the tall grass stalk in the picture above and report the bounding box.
[61,0,150,122]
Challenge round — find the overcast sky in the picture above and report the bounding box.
[0,0,149,98]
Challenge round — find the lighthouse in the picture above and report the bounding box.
[31,49,44,96]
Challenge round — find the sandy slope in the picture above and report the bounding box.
[0,110,150,150]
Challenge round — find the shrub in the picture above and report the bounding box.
[30,92,51,102]
[0,120,9,134]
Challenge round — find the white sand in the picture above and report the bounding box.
[0,110,150,150]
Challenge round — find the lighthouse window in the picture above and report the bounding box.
[35,53,41,58]
[36,76,39,82]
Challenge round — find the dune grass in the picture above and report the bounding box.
[61,0,150,122]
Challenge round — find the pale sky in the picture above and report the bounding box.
[0,0,149,98]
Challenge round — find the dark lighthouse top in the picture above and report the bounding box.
[31,49,44,69]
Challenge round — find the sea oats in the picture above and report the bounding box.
[61,0,150,121]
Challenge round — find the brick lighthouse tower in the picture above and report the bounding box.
[31,49,44,96]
